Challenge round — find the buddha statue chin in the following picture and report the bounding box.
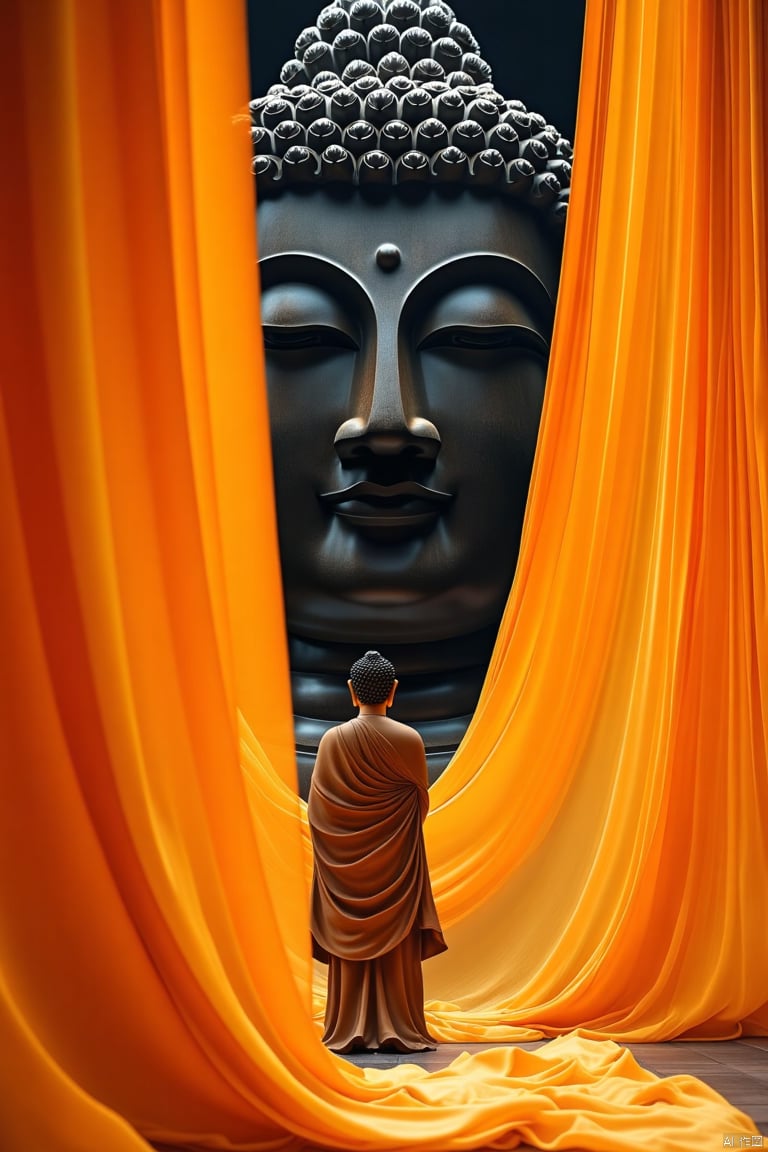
[251,0,571,797]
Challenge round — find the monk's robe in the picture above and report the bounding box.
[308,714,447,1053]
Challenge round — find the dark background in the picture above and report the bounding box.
[247,0,586,143]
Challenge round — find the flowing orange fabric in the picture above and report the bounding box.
[0,2,765,1151]
[422,0,768,1042]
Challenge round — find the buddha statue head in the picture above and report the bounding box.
[251,0,572,796]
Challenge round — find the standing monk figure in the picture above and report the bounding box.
[308,650,447,1053]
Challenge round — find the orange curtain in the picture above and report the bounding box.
[0,1,765,1150]
[423,0,768,1041]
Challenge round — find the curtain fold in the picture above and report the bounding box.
[420,0,768,1041]
[1,0,765,1149]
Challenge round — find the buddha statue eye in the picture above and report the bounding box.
[262,325,358,351]
[418,325,549,359]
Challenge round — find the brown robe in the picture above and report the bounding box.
[308,714,447,1053]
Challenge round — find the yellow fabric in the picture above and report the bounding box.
[0,1,764,1151]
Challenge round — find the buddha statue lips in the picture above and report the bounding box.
[319,479,454,537]
[252,0,571,795]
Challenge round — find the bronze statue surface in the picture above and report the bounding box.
[252,0,572,795]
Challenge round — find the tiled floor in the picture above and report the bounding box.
[342,1037,768,1141]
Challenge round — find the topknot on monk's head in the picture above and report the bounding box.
[350,650,396,704]
[250,0,572,234]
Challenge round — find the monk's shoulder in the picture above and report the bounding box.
[316,719,360,759]
[381,718,426,756]
[317,725,338,750]
[314,724,338,766]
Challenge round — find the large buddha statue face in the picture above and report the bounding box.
[251,0,571,789]
[258,189,558,644]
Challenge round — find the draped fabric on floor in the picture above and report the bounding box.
[0,0,765,1149]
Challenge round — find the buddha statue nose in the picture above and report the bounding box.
[334,348,440,462]
[334,414,441,461]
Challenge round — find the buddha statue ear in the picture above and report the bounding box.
[348,678,360,708]
[386,679,399,708]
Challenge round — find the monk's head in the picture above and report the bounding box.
[349,650,397,703]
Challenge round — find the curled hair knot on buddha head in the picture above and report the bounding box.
[250,0,572,232]
[349,650,397,704]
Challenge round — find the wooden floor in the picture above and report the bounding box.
[342,1037,768,1141]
